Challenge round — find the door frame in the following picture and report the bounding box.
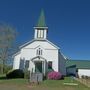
[35,61,42,73]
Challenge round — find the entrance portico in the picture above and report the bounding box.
[30,56,47,75]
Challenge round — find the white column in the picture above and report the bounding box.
[44,61,46,76]
[44,29,47,39]
[34,29,37,39]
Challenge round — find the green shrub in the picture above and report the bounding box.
[24,69,30,79]
[6,69,24,79]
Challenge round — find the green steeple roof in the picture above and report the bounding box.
[37,9,46,27]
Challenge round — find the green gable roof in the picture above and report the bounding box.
[36,9,46,27]
[66,60,90,69]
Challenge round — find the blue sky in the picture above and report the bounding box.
[0,0,90,60]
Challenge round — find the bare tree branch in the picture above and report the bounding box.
[0,23,17,74]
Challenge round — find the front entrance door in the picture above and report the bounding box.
[35,61,42,73]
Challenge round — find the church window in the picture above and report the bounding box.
[25,60,29,69]
[41,30,44,38]
[19,58,25,70]
[48,61,52,69]
[37,30,41,38]
[37,30,44,38]
[36,48,42,55]
[38,49,41,55]
[41,50,42,55]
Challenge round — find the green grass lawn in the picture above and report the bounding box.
[38,77,90,90]
[0,75,90,90]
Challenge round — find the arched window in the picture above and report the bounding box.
[36,48,43,55]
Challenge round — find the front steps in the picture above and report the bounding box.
[30,72,43,83]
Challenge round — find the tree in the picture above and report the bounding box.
[0,23,17,74]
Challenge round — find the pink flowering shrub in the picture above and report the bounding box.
[47,71,62,80]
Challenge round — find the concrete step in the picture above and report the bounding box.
[30,73,43,83]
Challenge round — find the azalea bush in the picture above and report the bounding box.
[47,71,62,80]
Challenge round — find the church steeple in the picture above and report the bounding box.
[37,9,46,27]
[34,10,48,40]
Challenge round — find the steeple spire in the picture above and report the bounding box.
[34,9,48,40]
[37,9,46,27]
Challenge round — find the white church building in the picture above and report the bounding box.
[13,10,66,76]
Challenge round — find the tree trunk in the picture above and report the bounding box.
[0,58,5,74]
[0,60,4,74]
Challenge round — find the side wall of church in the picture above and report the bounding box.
[13,53,21,69]
[59,52,66,75]
[44,49,59,72]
